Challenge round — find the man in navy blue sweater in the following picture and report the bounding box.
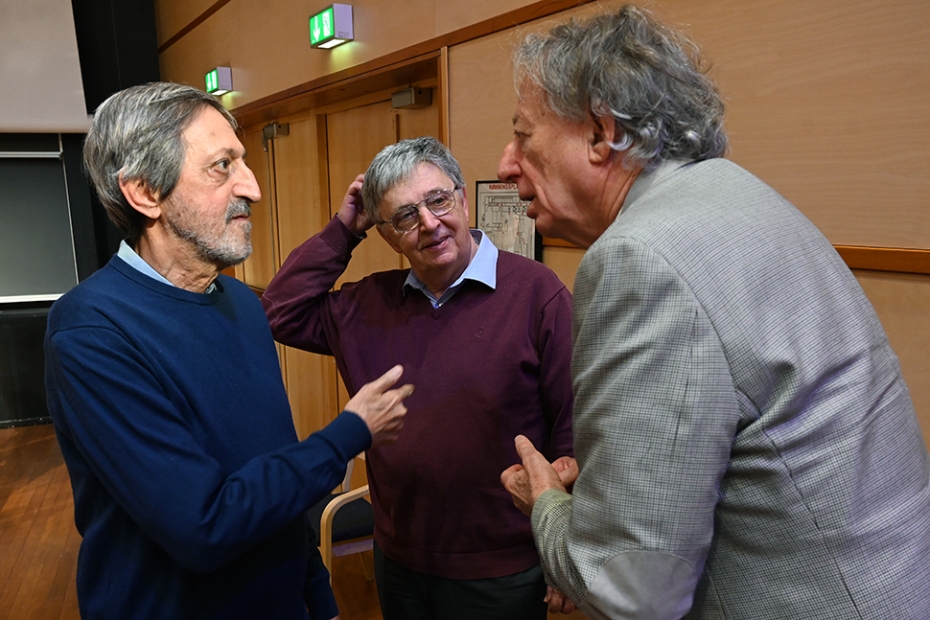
[44,82,414,620]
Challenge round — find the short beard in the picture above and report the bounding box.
[167,198,253,270]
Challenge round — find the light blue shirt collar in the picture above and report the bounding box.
[118,240,174,286]
[404,229,498,308]
[117,240,217,293]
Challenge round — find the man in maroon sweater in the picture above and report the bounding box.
[262,137,574,620]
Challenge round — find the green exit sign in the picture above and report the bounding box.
[310,4,353,49]
[204,67,232,95]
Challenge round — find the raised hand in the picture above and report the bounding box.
[336,173,374,235]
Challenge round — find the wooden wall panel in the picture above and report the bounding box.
[326,101,407,289]
[152,0,219,45]
[664,0,930,250]
[855,271,930,449]
[158,0,929,250]
[283,347,340,440]
[267,114,344,439]
[273,115,328,260]
[446,0,930,251]
[435,0,540,34]
[155,0,543,113]
[238,127,276,288]
[447,26,518,204]
[542,247,583,293]
[397,103,442,143]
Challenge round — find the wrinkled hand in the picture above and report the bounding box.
[500,435,566,516]
[344,365,414,446]
[336,173,373,235]
[552,455,579,491]
[545,585,577,615]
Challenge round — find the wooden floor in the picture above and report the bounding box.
[0,423,80,619]
[0,424,381,620]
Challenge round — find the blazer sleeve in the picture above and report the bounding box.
[531,235,742,619]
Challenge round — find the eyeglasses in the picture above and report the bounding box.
[380,188,460,233]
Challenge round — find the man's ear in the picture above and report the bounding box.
[375,224,404,255]
[588,115,617,164]
[118,174,161,219]
[458,186,470,225]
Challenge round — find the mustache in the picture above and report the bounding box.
[226,199,252,223]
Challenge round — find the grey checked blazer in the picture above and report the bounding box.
[532,159,930,619]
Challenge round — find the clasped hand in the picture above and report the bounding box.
[500,435,578,515]
[501,435,579,614]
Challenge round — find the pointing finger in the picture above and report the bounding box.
[370,364,404,391]
[514,434,540,462]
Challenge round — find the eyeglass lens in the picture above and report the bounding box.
[390,189,457,232]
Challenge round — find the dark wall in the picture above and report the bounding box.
[71,0,161,114]
[0,1,161,427]
[0,304,51,428]
[70,0,161,262]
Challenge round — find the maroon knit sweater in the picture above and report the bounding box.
[262,217,574,579]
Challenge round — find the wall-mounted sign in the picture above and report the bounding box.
[475,180,542,261]
[310,4,354,49]
[205,67,232,96]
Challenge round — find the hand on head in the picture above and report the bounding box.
[344,364,414,446]
[336,173,373,235]
[500,435,571,516]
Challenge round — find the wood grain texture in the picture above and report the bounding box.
[326,101,407,289]
[237,126,277,288]
[854,271,930,450]
[540,240,930,276]
[836,246,930,275]
[0,425,79,620]
[157,0,929,250]
[155,0,232,53]
[156,0,594,119]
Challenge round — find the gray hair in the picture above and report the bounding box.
[82,82,237,244]
[513,5,727,171]
[361,137,465,221]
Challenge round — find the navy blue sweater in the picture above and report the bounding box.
[45,257,370,619]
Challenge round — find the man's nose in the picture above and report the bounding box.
[416,204,442,231]
[236,163,262,203]
[497,140,520,183]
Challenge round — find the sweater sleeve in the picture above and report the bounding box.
[303,541,340,619]
[262,216,364,353]
[536,284,575,461]
[45,321,372,574]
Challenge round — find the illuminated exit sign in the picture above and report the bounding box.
[205,67,232,96]
[310,4,354,49]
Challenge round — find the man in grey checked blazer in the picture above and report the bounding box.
[499,6,930,619]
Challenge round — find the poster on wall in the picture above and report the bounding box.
[474,180,542,261]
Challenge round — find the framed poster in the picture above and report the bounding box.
[474,180,543,261]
